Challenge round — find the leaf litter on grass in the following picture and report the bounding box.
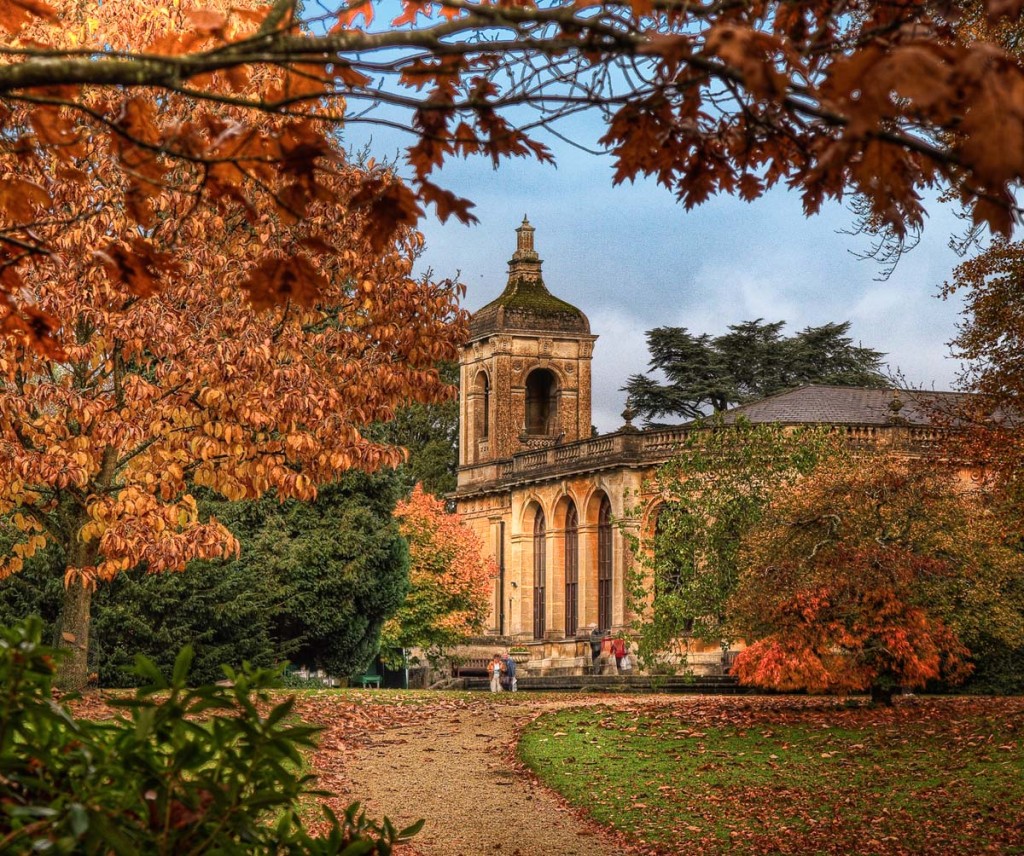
[518,696,1024,855]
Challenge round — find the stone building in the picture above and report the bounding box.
[454,219,952,674]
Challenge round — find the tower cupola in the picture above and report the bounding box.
[468,216,589,341]
[458,220,598,475]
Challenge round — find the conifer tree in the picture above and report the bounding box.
[625,320,887,422]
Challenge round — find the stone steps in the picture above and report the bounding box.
[465,674,748,693]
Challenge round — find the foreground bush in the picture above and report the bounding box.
[0,619,420,854]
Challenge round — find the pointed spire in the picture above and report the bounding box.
[508,215,542,282]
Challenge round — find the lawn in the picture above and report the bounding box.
[518,696,1024,855]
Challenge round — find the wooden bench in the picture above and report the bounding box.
[354,674,382,688]
[451,658,490,678]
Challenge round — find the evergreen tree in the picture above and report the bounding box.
[369,361,460,499]
[625,320,888,423]
[0,470,409,686]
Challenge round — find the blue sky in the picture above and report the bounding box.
[347,120,972,434]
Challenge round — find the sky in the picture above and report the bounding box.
[346,120,975,434]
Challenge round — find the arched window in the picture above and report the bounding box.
[525,369,557,435]
[533,510,546,639]
[474,371,490,441]
[597,496,613,632]
[564,502,578,637]
[482,375,489,439]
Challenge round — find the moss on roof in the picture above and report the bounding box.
[485,275,586,316]
[468,220,591,339]
[469,274,591,339]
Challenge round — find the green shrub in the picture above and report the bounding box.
[0,619,421,854]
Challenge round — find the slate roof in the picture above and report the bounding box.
[715,385,969,427]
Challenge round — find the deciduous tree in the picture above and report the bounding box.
[942,240,1024,495]
[4,0,1024,340]
[624,420,844,670]
[730,458,1024,703]
[382,485,495,664]
[935,240,1024,690]
[0,4,466,688]
[625,320,887,423]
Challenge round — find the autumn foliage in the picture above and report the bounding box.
[383,485,496,661]
[625,421,845,672]
[730,459,1024,700]
[4,0,1024,340]
[0,1,468,689]
[941,240,1024,499]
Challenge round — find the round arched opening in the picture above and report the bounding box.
[525,369,558,435]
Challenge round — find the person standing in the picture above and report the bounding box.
[501,653,517,692]
[489,653,503,692]
[589,626,604,673]
[611,636,627,671]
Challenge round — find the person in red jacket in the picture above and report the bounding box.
[611,636,627,671]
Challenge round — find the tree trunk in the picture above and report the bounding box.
[55,573,92,692]
[55,520,100,692]
[55,449,114,692]
[870,683,896,706]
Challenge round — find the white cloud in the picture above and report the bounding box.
[351,124,978,433]
[587,306,652,432]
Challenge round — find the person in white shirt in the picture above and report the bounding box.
[489,654,503,692]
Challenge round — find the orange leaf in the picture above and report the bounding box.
[185,8,228,36]
[0,178,50,222]
[335,0,374,29]
[0,0,56,32]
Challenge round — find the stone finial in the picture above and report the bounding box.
[515,215,536,257]
[887,390,906,425]
[621,402,639,432]
[513,217,538,261]
[508,216,542,280]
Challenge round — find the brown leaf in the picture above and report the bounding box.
[419,180,477,225]
[0,177,50,221]
[95,239,180,297]
[349,175,423,251]
[240,254,328,310]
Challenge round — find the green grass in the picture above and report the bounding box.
[518,699,1024,854]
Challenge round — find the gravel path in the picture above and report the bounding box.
[339,697,625,856]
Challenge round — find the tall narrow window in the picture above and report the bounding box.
[564,502,578,636]
[474,372,490,441]
[481,374,490,439]
[525,369,557,435]
[533,511,546,639]
[598,497,613,632]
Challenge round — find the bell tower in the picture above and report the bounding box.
[458,218,597,477]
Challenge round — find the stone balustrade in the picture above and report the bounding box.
[456,421,951,497]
